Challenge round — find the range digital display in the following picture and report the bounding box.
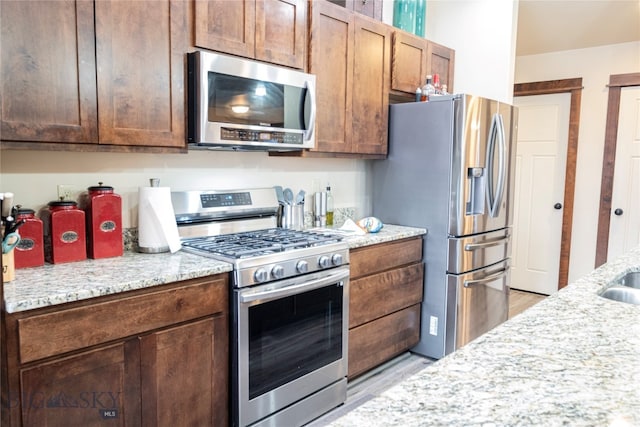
[200,192,252,208]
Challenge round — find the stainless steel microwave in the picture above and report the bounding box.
[187,50,316,151]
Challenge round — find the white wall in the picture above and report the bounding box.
[0,150,368,228]
[515,40,640,282]
[425,0,519,103]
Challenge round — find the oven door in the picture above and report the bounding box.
[233,266,349,427]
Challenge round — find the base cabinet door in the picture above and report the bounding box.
[19,341,140,427]
[347,237,424,379]
[140,315,229,427]
[4,276,229,427]
[348,304,421,379]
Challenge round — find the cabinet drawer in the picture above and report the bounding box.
[348,304,420,379]
[350,237,422,279]
[17,275,228,363]
[350,262,423,328]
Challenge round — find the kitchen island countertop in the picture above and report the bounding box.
[328,245,640,426]
[3,224,426,313]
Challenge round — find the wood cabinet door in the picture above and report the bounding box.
[351,15,391,155]
[0,0,97,144]
[348,304,421,379]
[19,341,140,427]
[428,41,455,93]
[140,315,229,427]
[95,0,187,148]
[391,31,429,94]
[309,1,354,153]
[255,0,307,69]
[194,0,256,59]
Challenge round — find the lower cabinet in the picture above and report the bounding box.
[2,275,229,427]
[348,237,424,379]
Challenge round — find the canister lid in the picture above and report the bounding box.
[88,182,114,192]
[16,208,36,216]
[48,200,78,208]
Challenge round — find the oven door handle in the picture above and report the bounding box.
[240,268,350,304]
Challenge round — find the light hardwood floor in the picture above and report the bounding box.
[509,288,547,318]
[308,289,547,426]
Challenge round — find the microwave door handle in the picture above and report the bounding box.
[303,80,316,141]
[491,114,506,217]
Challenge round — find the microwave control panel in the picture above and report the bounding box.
[221,127,303,145]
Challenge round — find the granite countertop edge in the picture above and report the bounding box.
[3,224,426,314]
[328,244,640,426]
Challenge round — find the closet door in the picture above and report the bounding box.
[606,86,640,260]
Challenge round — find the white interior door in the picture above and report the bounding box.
[512,93,570,295]
[607,86,640,260]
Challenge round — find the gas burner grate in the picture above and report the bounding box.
[182,228,343,259]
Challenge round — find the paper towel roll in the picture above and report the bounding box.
[137,186,181,253]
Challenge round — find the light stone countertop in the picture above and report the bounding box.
[3,224,426,314]
[328,245,640,427]
[313,223,427,249]
[3,251,233,314]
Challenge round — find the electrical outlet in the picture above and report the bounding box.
[57,185,74,201]
[429,316,438,336]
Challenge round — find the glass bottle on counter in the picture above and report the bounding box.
[420,75,435,101]
[433,73,442,95]
[325,184,334,226]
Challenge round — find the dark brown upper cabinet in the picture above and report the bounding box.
[391,29,455,98]
[1,0,188,150]
[194,0,307,70]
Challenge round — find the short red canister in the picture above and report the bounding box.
[80,183,123,259]
[13,208,45,269]
[43,200,86,264]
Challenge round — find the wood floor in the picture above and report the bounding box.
[509,288,547,318]
[308,289,547,426]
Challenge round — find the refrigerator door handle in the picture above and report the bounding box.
[464,233,510,251]
[463,268,509,290]
[486,113,507,218]
[492,114,507,217]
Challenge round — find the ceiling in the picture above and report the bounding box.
[516,0,640,56]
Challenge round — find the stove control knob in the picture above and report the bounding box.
[331,253,343,266]
[271,265,285,279]
[318,255,331,269]
[296,260,309,274]
[254,268,269,283]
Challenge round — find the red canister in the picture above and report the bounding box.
[43,200,86,264]
[13,208,45,269]
[81,183,123,259]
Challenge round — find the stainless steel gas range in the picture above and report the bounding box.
[171,188,349,427]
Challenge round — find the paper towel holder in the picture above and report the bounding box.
[137,178,181,254]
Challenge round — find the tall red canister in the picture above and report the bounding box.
[13,208,45,268]
[81,183,123,259]
[43,200,86,264]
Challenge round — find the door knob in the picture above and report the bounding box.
[614,208,624,216]
[554,203,562,210]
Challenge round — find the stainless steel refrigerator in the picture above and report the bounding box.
[372,94,518,359]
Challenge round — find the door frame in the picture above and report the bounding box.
[595,72,640,267]
[513,78,583,289]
